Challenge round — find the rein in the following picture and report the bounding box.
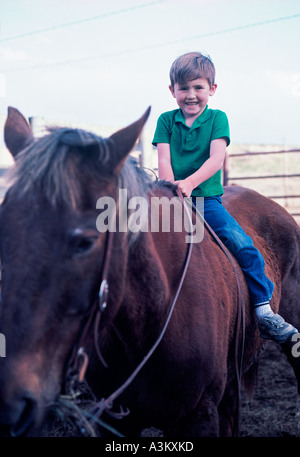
[65,188,245,437]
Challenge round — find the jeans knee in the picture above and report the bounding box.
[219,229,263,270]
[219,225,252,252]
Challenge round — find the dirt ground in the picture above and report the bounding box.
[240,340,300,437]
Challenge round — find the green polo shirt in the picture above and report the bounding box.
[152,106,230,197]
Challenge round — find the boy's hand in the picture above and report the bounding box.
[175,178,194,198]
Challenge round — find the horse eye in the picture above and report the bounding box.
[70,229,99,257]
[73,238,94,255]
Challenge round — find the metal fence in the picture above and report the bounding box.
[223,148,300,221]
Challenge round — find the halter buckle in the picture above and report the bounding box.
[77,346,89,382]
[99,279,109,312]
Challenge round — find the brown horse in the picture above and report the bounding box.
[0,106,300,437]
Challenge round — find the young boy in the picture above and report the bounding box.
[152,51,298,343]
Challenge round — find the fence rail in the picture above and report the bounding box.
[225,148,300,157]
[228,173,300,180]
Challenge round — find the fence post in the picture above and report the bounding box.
[223,152,229,186]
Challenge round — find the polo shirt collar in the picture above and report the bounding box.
[174,105,212,128]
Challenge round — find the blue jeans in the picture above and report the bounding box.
[191,195,274,306]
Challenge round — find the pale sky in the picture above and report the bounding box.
[1,0,300,148]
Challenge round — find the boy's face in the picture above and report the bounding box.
[169,77,217,121]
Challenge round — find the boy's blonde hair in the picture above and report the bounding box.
[169,52,215,89]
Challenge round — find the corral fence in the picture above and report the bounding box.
[223,148,300,224]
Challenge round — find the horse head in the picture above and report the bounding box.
[0,106,150,436]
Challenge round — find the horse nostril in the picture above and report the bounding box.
[10,396,36,437]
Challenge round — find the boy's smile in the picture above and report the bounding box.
[169,78,217,126]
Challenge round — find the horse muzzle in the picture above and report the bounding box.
[0,391,39,436]
[0,363,60,436]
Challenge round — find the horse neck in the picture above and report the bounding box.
[105,183,190,349]
[114,227,187,345]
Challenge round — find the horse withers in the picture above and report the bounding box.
[0,106,300,437]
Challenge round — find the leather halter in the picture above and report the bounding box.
[65,208,115,385]
[65,190,193,391]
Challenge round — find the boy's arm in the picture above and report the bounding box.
[177,138,227,197]
[157,143,175,182]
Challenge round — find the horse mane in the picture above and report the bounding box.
[8,126,160,210]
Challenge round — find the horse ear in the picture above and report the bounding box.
[109,106,151,172]
[4,107,34,159]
